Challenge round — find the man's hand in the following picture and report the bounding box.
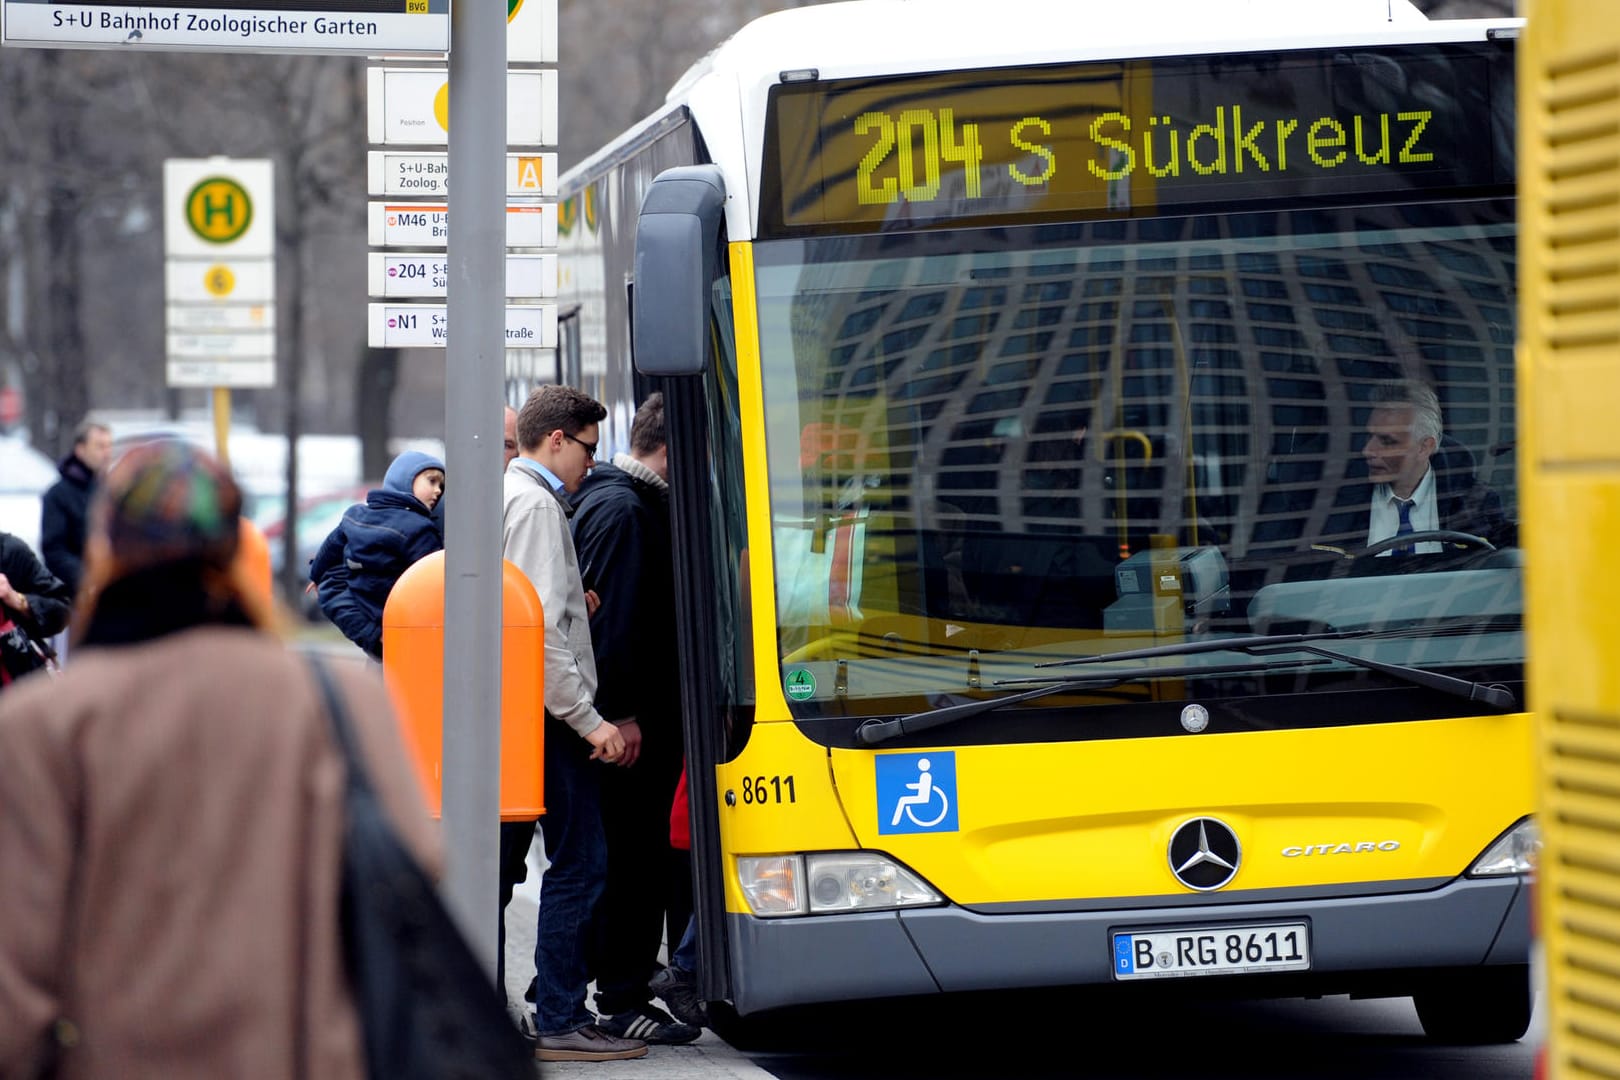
[615,719,642,768]
[0,573,25,613]
[585,719,626,764]
[584,589,601,617]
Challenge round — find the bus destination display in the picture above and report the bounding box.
[766,45,1511,232]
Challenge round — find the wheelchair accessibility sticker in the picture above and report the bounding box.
[875,752,959,835]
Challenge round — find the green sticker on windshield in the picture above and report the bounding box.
[785,668,817,701]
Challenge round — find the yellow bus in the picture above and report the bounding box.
[1519,0,1620,1074]
[554,0,1535,1041]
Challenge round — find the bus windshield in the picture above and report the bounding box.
[755,199,1519,719]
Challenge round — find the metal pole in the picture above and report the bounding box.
[443,0,505,974]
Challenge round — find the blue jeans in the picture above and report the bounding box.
[671,914,699,975]
[533,724,608,1036]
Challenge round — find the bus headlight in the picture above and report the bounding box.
[1468,817,1540,877]
[737,853,942,917]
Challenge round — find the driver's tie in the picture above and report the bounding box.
[1392,499,1415,556]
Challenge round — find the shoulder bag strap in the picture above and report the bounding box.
[306,654,373,797]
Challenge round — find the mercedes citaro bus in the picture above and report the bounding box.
[548,0,1534,1042]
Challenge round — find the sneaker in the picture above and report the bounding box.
[598,1002,702,1045]
[534,1024,648,1062]
[649,965,710,1029]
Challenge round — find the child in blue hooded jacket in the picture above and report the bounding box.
[309,450,445,659]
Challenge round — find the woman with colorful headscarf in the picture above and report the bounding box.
[0,441,441,1078]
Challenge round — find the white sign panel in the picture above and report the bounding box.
[367,68,557,147]
[0,3,450,56]
[368,304,558,349]
[367,202,556,249]
[166,331,276,359]
[505,349,559,383]
[165,304,276,332]
[165,259,275,303]
[506,0,556,64]
[167,359,277,388]
[164,158,274,259]
[368,253,557,299]
[367,152,557,198]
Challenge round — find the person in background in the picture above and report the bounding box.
[502,384,643,1063]
[310,450,445,659]
[569,393,697,1045]
[504,404,520,469]
[648,764,708,1029]
[0,440,441,1078]
[495,399,537,1032]
[0,531,72,691]
[40,418,112,598]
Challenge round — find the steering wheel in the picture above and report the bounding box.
[1354,529,1495,559]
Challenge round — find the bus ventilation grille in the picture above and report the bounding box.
[1547,704,1620,1076]
[1537,47,1620,354]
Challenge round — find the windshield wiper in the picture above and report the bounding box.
[854,658,1330,746]
[1034,629,1375,669]
[1035,627,1516,713]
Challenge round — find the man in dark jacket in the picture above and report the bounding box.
[39,419,112,596]
[567,393,697,1044]
[309,450,445,658]
[0,532,72,689]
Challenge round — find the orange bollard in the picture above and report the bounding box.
[235,517,274,608]
[381,551,545,820]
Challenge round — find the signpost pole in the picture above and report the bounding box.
[212,387,231,467]
[442,1,506,973]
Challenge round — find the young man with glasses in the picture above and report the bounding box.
[502,384,644,1062]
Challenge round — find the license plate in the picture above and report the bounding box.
[1112,922,1311,980]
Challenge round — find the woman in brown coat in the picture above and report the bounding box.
[0,441,441,1079]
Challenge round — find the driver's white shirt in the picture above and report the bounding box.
[1367,466,1440,555]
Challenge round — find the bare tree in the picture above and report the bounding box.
[557,0,823,170]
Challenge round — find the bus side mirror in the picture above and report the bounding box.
[633,165,726,377]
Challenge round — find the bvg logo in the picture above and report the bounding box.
[185,177,252,245]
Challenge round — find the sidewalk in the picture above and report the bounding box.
[505,858,775,1080]
[537,1032,774,1079]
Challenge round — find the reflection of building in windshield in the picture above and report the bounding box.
[764,202,1517,639]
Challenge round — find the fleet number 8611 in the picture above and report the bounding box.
[740,775,797,805]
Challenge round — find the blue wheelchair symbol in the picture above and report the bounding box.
[876,752,959,835]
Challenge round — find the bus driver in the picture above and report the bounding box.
[1360,378,1509,555]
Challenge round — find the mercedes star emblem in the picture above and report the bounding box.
[1168,817,1242,891]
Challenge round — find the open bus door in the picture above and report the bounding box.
[1519,0,1620,1074]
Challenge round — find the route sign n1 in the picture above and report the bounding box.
[367,303,558,349]
[164,158,273,259]
[368,68,558,147]
[368,202,557,249]
[0,2,451,56]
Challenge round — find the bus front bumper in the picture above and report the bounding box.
[725,874,1529,1016]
